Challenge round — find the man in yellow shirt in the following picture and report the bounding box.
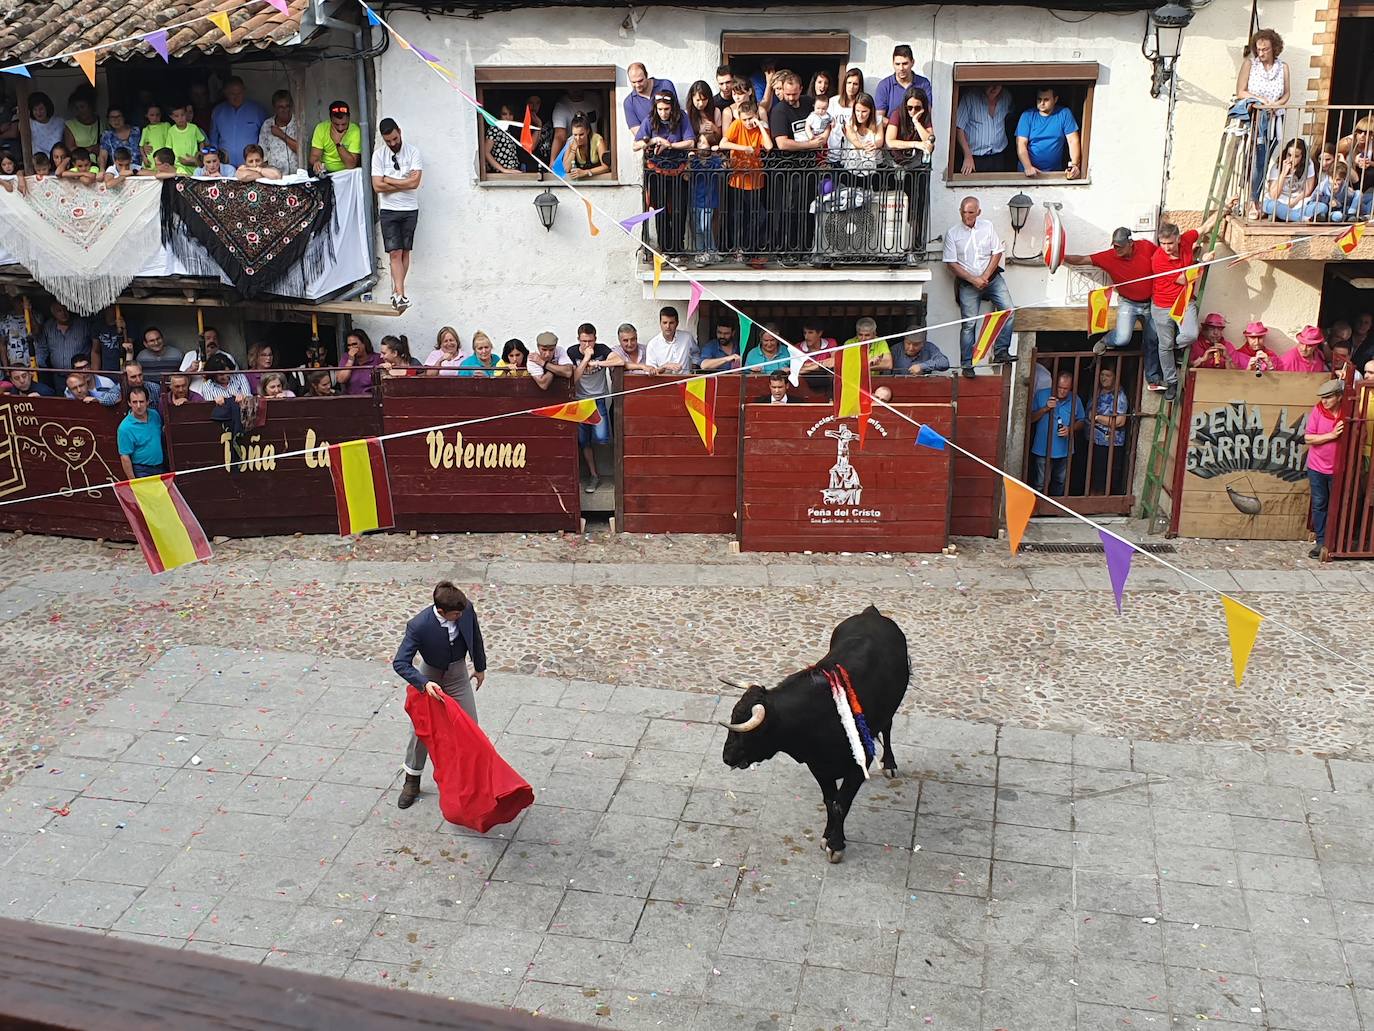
[310,100,362,174]
[842,317,894,371]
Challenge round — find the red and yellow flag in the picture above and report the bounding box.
[972,310,1011,364]
[834,342,872,449]
[113,473,212,574]
[519,105,535,152]
[534,398,602,424]
[1088,287,1113,335]
[1170,267,1200,325]
[327,438,395,536]
[1337,222,1365,256]
[681,377,718,454]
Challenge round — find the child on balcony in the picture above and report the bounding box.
[687,133,724,267]
[803,95,833,151]
[60,148,99,185]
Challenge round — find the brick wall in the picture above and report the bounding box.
[1304,0,1342,138]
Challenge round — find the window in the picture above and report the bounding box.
[474,66,618,183]
[719,31,851,102]
[946,62,1098,183]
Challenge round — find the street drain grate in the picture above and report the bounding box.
[1021,542,1176,555]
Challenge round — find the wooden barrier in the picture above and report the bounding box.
[165,395,383,538]
[381,377,581,533]
[0,396,130,540]
[1170,368,1328,540]
[740,402,954,552]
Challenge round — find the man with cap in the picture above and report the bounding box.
[310,100,362,174]
[1190,313,1232,370]
[528,330,572,389]
[1231,321,1277,371]
[392,580,487,809]
[1304,377,1346,559]
[1064,228,1160,388]
[1275,326,1331,373]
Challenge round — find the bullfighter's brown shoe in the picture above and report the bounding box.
[397,773,421,809]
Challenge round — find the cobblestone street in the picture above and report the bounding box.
[2,529,1374,1029]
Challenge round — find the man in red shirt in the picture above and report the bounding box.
[1066,227,1160,387]
[1149,218,1216,402]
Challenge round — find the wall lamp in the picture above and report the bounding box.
[533,188,559,231]
[1006,192,1041,265]
[1144,2,1194,99]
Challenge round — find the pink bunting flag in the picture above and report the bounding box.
[1099,529,1134,614]
[262,0,289,13]
[687,280,704,320]
[146,29,170,62]
[618,209,658,233]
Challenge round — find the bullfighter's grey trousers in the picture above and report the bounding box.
[403,657,477,776]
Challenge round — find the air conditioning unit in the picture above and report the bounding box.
[815,198,878,257]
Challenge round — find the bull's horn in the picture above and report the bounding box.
[718,676,747,690]
[723,703,766,733]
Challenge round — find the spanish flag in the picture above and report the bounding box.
[1170,267,1200,325]
[327,438,395,537]
[834,341,872,448]
[1337,222,1365,256]
[534,398,602,424]
[1088,287,1113,335]
[113,473,213,574]
[972,310,1010,364]
[681,377,717,454]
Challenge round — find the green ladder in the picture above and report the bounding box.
[1137,119,1241,529]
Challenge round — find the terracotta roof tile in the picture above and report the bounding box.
[0,0,313,66]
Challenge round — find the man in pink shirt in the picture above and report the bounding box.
[1189,312,1233,370]
[1305,377,1346,558]
[1275,325,1331,373]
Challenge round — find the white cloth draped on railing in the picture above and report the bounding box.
[0,177,163,315]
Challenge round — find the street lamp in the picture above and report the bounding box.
[1144,2,1194,98]
[1008,193,1033,232]
[533,188,559,231]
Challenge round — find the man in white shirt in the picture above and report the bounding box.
[644,306,696,374]
[551,89,606,158]
[370,117,424,312]
[942,195,1014,376]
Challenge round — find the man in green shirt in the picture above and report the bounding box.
[167,102,207,175]
[310,100,362,174]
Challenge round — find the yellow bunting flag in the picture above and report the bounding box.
[1003,476,1036,556]
[534,399,602,424]
[1337,222,1365,256]
[653,254,663,296]
[681,377,718,454]
[1170,267,1200,325]
[208,10,232,39]
[113,473,213,574]
[75,50,96,87]
[1221,596,1264,686]
[584,197,599,237]
[1088,287,1113,335]
[972,310,1010,364]
[327,438,395,537]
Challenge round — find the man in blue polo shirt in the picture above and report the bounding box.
[624,62,677,139]
[1029,371,1085,496]
[874,45,933,124]
[117,386,167,479]
[1015,88,1082,179]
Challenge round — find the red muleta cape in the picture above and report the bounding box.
[404,686,534,831]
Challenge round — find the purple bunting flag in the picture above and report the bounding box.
[617,209,659,233]
[415,45,440,62]
[1099,529,1135,614]
[1,64,30,78]
[915,425,946,450]
[146,29,170,62]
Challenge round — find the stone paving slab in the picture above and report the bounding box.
[5,646,1374,1030]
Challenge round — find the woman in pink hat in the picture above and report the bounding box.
[1190,312,1233,369]
[1275,325,1331,373]
[1229,321,1277,371]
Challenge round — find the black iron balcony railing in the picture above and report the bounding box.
[636,152,930,269]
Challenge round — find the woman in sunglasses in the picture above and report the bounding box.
[885,84,935,160]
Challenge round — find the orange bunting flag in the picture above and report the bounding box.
[1221,596,1263,686]
[681,377,718,454]
[113,473,213,575]
[652,254,663,295]
[583,197,599,236]
[972,310,1010,364]
[535,399,602,424]
[327,438,395,537]
[75,50,97,87]
[1088,287,1113,335]
[208,10,232,39]
[1337,222,1365,256]
[1003,476,1036,556]
[833,341,872,447]
[1170,267,1200,325]
[519,105,534,152]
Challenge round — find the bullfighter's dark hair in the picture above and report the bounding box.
[433,581,468,613]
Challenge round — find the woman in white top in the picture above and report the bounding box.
[424,325,469,376]
[1236,28,1290,217]
[828,68,866,151]
[840,92,884,179]
[1263,137,1322,222]
[27,92,63,159]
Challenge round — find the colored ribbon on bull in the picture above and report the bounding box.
[534,398,602,424]
[681,377,718,455]
[1171,267,1200,325]
[1004,476,1035,556]
[328,437,395,536]
[113,473,213,574]
[1099,529,1134,614]
[823,667,870,779]
[1088,287,1113,335]
[972,310,1010,364]
[1337,222,1365,256]
[1221,595,1264,686]
[687,280,704,321]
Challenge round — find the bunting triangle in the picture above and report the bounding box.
[1337,222,1365,256]
[1088,287,1113,335]
[519,105,534,152]
[113,474,213,574]
[146,29,170,62]
[972,310,1010,364]
[584,197,599,237]
[1,64,31,78]
[785,343,807,387]
[738,313,753,352]
[208,10,232,39]
[263,0,289,13]
[534,399,601,424]
[327,438,395,536]
[365,6,381,26]
[687,281,703,321]
[681,378,718,454]
[618,209,656,233]
[1098,529,1134,614]
[75,50,97,87]
[652,254,662,295]
[1221,596,1263,686]
[1004,477,1035,555]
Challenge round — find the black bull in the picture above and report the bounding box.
[719,605,910,863]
